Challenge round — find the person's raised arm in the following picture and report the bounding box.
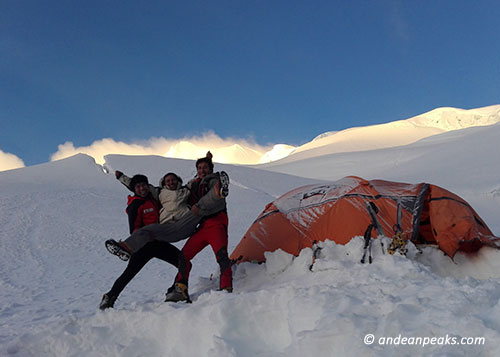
[114,170,160,200]
[115,171,134,192]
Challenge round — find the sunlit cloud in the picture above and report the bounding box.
[0,149,25,171]
[50,132,296,165]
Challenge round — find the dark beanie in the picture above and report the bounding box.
[130,174,149,190]
[196,151,214,171]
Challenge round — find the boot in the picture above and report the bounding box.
[105,239,131,261]
[99,293,117,310]
[219,171,230,197]
[165,283,191,303]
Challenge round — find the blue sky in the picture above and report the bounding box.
[1,0,499,166]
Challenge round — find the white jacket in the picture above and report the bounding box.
[158,183,191,224]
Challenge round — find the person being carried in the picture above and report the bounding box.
[99,174,182,310]
[165,153,232,303]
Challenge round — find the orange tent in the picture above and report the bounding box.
[230,176,500,263]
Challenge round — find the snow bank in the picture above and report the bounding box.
[9,239,500,356]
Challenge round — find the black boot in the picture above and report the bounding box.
[105,239,131,261]
[99,293,117,310]
[165,283,191,303]
[219,171,230,197]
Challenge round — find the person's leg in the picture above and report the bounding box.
[175,230,209,286]
[101,241,181,309]
[165,230,209,302]
[107,242,158,298]
[207,223,232,290]
[175,213,231,290]
[122,213,201,252]
[100,243,157,309]
[151,241,181,267]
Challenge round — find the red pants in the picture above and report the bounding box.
[176,212,232,289]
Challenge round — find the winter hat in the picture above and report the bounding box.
[195,151,214,171]
[130,174,149,190]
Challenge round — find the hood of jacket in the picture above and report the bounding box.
[127,194,152,205]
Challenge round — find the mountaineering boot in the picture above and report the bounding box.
[99,293,117,310]
[219,171,230,197]
[165,283,191,303]
[219,287,233,293]
[105,239,131,261]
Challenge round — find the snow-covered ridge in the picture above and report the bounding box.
[273,105,500,163]
[407,105,500,131]
[0,105,498,172]
[311,130,339,141]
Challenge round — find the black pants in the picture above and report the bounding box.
[107,241,180,298]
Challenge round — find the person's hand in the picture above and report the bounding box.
[115,170,123,179]
[191,205,200,216]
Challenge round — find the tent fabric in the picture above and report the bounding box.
[230,176,500,263]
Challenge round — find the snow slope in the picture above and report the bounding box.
[0,154,318,355]
[266,105,500,166]
[2,117,500,355]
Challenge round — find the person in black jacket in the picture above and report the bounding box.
[99,174,181,310]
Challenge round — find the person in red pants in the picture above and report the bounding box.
[165,152,231,302]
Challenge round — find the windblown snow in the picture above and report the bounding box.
[2,107,500,356]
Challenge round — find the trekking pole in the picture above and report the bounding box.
[361,224,374,264]
[389,200,409,256]
[365,201,385,255]
[396,199,402,235]
[309,241,322,271]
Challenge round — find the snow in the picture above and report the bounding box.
[264,104,500,166]
[258,144,296,164]
[2,114,500,355]
[407,105,500,131]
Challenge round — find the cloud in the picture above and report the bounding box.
[50,132,295,165]
[0,150,25,171]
